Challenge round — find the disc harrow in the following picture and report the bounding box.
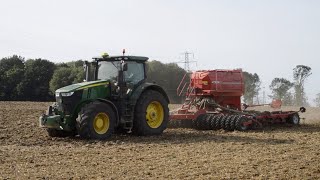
[181,114,251,131]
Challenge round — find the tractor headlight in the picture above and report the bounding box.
[55,92,60,97]
[60,92,74,97]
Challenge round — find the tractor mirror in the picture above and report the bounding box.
[122,63,128,71]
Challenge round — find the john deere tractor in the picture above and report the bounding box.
[39,54,169,139]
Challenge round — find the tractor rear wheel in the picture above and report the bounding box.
[133,90,169,135]
[46,129,75,137]
[76,102,116,139]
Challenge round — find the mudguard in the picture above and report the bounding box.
[129,82,170,105]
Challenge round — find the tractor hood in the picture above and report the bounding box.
[56,80,109,93]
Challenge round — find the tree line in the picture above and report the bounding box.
[0,55,315,106]
[0,55,187,102]
[243,65,312,107]
[0,55,84,101]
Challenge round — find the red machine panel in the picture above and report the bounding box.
[190,69,244,96]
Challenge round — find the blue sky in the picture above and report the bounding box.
[0,0,319,105]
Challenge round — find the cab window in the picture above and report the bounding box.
[124,62,144,84]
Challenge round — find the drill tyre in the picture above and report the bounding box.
[208,115,217,129]
[287,113,300,125]
[213,115,222,129]
[193,114,205,130]
[133,90,169,136]
[204,115,212,129]
[76,102,116,140]
[223,115,232,131]
[230,115,239,130]
[220,116,227,130]
[215,115,223,129]
[235,116,249,131]
[226,115,237,131]
[204,115,212,130]
[192,119,198,129]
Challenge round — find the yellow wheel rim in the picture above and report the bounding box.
[93,112,110,134]
[146,101,164,128]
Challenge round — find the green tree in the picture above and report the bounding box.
[68,60,84,68]
[243,71,261,105]
[0,55,25,100]
[17,59,55,101]
[269,78,294,101]
[50,67,74,93]
[49,61,85,93]
[67,60,85,83]
[293,65,312,106]
[282,92,294,106]
[146,60,187,103]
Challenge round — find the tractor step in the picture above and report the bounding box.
[121,103,134,131]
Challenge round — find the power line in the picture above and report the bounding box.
[176,51,197,72]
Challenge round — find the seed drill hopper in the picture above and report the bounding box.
[169,69,305,131]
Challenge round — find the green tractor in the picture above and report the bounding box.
[39,53,169,139]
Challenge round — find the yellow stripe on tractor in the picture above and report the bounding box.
[76,82,109,90]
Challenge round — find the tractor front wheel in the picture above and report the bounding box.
[76,102,116,140]
[133,90,169,135]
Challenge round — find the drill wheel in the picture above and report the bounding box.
[235,116,249,131]
[224,115,234,131]
[230,115,240,130]
[215,115,223,129]
[209,115,219,130]
[220,115,228,130]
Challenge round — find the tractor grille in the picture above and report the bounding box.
[61,90,83,115]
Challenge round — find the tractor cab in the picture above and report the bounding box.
[84,54,148,86]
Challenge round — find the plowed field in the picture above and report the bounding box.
[1,102,320,179]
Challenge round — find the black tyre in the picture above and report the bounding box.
[198,117,205,129]
[192,119,198,129]
[213,115,223,129]
[193,114,205,130]
[76,102,116,140]
[220,116,227,130]
[230,115,240,131]
[208,115,217,130]
[206,115,213,129]
[202,114,212,130]
[287,113,300,125]
[193,115,200,129]
[201,114,211,130]
[133,90,169,136]
[215,115,223,129]
[224,115,234,131]
[46,129,75,137]
[235,116,249,131]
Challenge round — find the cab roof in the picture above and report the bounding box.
[93,56,149,62]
